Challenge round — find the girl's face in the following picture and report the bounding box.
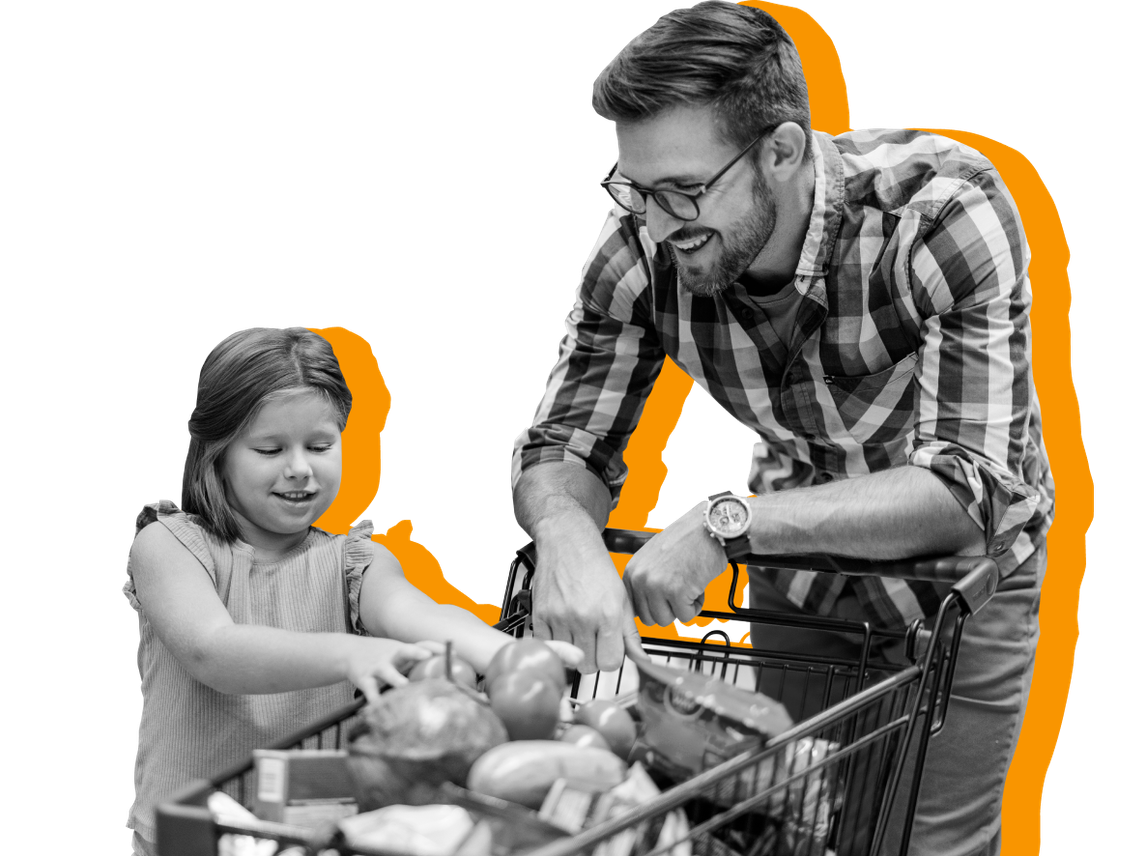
[220,390,342,555]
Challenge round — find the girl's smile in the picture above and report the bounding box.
[220,390,342,558]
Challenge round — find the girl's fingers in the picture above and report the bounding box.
[375,662,409,688]
[355,675,382,704]
[391,643,438,675]
[543,640,585,670]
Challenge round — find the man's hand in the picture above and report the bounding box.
[512,462,643,674]
[530,528,639,673]
[624,502,728,626]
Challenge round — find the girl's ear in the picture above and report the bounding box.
[761,122,806,183]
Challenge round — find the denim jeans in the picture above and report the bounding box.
[747,542,1046,856]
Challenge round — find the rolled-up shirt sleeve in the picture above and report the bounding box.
[511,211,666,507]
[907,168,1043,555]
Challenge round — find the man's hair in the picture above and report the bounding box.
[181,327,352,542]
[592,1,812,159]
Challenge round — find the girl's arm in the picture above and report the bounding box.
[358,543,528,674]
[131,522,436,701]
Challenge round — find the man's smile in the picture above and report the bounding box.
[669,231,714,255]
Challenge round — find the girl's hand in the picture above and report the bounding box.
[346,638,445,703]
[542,640,585,672]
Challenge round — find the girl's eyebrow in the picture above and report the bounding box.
[248,427,340,441]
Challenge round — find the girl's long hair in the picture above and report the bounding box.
[181,328,352,542]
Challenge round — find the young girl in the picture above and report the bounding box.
[124,328,576,856]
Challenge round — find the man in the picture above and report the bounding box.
[511,2,1052,854]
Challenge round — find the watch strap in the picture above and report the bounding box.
[722,532,752,560]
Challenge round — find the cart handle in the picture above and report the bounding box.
[597,528,998,616]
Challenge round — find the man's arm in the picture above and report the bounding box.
[514,460,610,538]
[624,467,983,627]
[749,465,986,557]
[905,165,1045,560]
[510,211,663,671]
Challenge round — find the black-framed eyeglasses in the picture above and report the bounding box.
[601,124,778,222]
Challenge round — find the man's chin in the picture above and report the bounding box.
[676,266,733,298]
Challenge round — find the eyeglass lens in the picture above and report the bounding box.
[608,184,699,220]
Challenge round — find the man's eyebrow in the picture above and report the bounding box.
[615,167,704,187]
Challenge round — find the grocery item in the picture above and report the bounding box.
[558,724,612,752]
[484,638,568,692]
[488,670,562,740]
[588,763,691,856]
[571,699,638,758]
[632,656,792,781]
[537,762,692,856]
[206,793,279,856]
[251,749,357,827]
[446,784,572,855]
[336,804,475,856]
[774,737,839,856]
[467,740,628,809]
[347,678,509,810]
[409,651,480,689]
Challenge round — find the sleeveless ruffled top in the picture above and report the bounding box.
[123,501,374,840]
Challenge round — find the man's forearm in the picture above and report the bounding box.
[513,461,612,540]
[749,466,986,559]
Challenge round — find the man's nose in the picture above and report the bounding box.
[644,198,684,244]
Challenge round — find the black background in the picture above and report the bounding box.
[120,0,1086,843]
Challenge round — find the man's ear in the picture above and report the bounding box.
[761,122,806,182]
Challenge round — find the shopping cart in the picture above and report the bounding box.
[155,528,997,856]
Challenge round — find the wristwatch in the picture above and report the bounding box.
[703,491,753,560]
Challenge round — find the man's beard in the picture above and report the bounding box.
[671,173,776,298]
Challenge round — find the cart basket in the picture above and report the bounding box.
[155,528,997,856]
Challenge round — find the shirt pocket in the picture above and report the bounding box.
[823,352,920,445]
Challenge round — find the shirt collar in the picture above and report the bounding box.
[794,131,845,283]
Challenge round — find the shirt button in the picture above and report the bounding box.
[990,543,1007,555]
[738,308,754,322]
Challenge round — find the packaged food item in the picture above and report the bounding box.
[336,804,475,856]
[251,749,357,827]
[631,657,792,783]
[590,763,690,856]
[537,763,691,856]
[773,738,838,856]
[443,783,571,856]
[206,792,280,856]
[704,735,839,819]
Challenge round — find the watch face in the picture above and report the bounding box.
[708,496,750,537]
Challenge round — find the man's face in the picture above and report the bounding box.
[615,105,776,297]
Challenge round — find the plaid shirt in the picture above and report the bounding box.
[512,130,1055,629]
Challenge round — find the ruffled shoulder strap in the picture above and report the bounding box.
[132,495,182,536]
[124,501,218,611]
[342,520,375,634]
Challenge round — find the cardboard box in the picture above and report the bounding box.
[252,749,358,828]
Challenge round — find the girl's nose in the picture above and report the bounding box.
[284,449,313,480]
